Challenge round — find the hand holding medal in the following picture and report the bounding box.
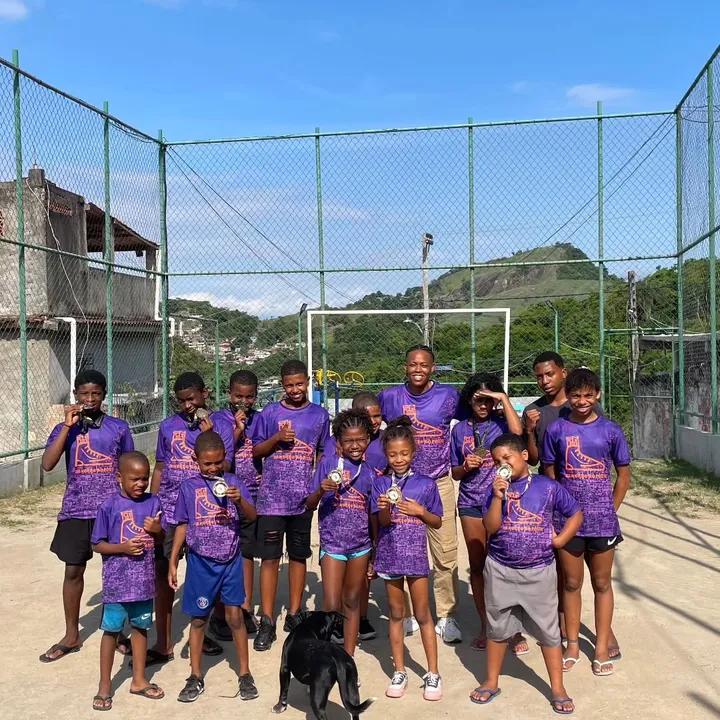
[386,485,403,504]
[207,475,228,498]
[321,469,343,493]
[194,407,213,432]
[492,463,513,499]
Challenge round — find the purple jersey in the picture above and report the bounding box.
[311,454,374,556]
[483,474,579,570]
[91,492,161,604]
[47,416,134,521]
[155,411,235,524]
[174,472,253,563]
[378,383,460,480]
[451,416,508,509]
[371,472,443,577]
[542,415,631,537]
[365,433,388,476]
[254,402,331,516]
[214,407,262,499]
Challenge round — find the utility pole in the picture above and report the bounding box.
[422,232,433,346]
[628,271,640,383]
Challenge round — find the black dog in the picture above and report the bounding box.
[271,611,375,720]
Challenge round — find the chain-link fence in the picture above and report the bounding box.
[0,47,718,467]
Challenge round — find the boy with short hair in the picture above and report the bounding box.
[41,369,134,664]
[169,431,259,703]
[470,433,582,715]
[251,359,331,651]
[90,451,164,711]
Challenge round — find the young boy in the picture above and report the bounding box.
[213,369,262,637]
[90,451,164,711]
[542,368,631,677]
[41,369,134,663]
[252,359,331,651]
[169,431,259,703]
[470,433,582,715]
[148,371,235,664]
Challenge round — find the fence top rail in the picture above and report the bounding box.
[674,43,720,112]
[307,308,510,317]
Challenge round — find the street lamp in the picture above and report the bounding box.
[545,301,559,353]
[297,303,308,360]
[421,232,434,346]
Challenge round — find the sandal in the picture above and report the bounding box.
[469,687,501,705]
[202,634,223,656]
[551,697,575,715]
[592,658,614,676]
[39,643,82,663]
[130,683,165,700]
[562,639,581,673]
[509,634,530,656]
[131,649,174,668]
[470,635,487,651]
[92,695,113,712]
[116,636,132,656]
[609,644,623,661]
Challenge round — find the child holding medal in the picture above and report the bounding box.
[450,373,522,652]
[371,417,444,701]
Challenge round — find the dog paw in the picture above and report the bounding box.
[271,702,288,714]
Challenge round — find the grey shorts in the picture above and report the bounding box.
[484,555,562,647]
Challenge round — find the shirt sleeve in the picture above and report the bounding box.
[553,482,581,518]
[425,481,444,518]
[155,423,167,463]
[317,412,332,453]
[609,423,632,467]
[451,387,465,421]
[495,415,509,434]
[370,477,384,514]
[541,421,560,467]
[119,422,134,454]
[150,495,162,519]
[450,424,465,467]
[90,502,110,544]
[46,422,65,449]
[174,486,190,525]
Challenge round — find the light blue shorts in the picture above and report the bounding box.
[377,573,425,581]
[100,600,153,633]
[320,547,372,562]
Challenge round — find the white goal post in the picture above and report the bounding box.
[306,307,511,391]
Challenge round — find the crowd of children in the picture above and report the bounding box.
[39,347,632,716]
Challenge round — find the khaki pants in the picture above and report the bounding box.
[405,473,459,619]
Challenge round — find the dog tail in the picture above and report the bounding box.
[337,658,376,715]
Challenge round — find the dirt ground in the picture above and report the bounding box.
[1,490,719,720]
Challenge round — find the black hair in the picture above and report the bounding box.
[332,408,373,440]
[490,432,527,453]
[565,367,601,394]
[174,371,205,393]
[118,450,150,473]
[405,344,435,362]
[229,369,258,389]
[351,391,380,410]
[533,351,565,369]
[281,359,308,378]
[460,372,504,407]
[382,415,416,451]
[74,369,107,393]
[194,430,226,456]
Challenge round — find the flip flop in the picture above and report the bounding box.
[469,687,502,705]
[116,636,132,656]
[39,643,82,663]
[609,644,623,661]
[562,656,582,673]
[509,636,530,656]
[131,649,174,668]
[92,695,113,712]
[470,635,487,651]
[592,659,614,676]
[202,635,223,656]
[551,697,575,715]
[130,683,165,700]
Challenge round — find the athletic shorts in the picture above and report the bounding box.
[182,551,245,616]
[155,523,185,564]
[320,547,372,562]
[50,518,95,565]
[458,506,484,519]
[484,555,561,647]
[240,517,257,560]
[256,510,313,561]
[378,573,423,581]
[101,600,153,633]
[563,534,623,553]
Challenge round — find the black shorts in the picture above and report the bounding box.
[240,517,258,560]
[50,519,95,565]
[154,523,185,564]
[563,534,623,553]
[256,510,313,561]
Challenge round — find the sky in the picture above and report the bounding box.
[1,0,719,318]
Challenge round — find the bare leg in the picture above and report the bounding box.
[226,606,251,675]
[589,549,616,673]
[320,555,345,612]
[287,558,307,615]
[46,564,85,659]
[151,562,174,655]
[540,644,574,713]
[129,627,163,696]
[385,579,406,671]
[558,549,585,669]
[189,616,208,678]
[97,631,117,702]
[342,555,370,658]
[408,577,438,674]
[460,516,488,646]
[470,639,507,702]
[242,558,255,612]
[260,558,281,619]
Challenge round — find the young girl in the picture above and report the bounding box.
[371,416,443,701]
[450,373,523,652]
[306,409,375,660]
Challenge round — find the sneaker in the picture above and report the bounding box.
[243,608,259,635]
[202,634,223,656]
[178,674,205,703]
[385,670,408,698]
[209,614,233,642]
[237,672,259,701]
[330,625,344,645]
[435,616,462,644]
[358,616,377,641]
[253,615,276,652]
[404,616,419,636]
[422,672,443,701]
[283,611,304,633]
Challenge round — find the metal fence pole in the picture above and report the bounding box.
[103,101,114,414]
[158,130,170,417]
[675,109,685,426]
[597,100,606,396]
[13,49,28,458]
[708,64,718,433]
[468,117,476,372]
[215,319,221,404]
[315,127,328,408]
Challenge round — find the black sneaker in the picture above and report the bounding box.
[237,672,259,701]
[243,608,259,635]
[209,614,233,642]
[358,616,377,641]
[253,615,276,651]
[202,634,223,656]
[178,674,205,703]
[283,611,304,633]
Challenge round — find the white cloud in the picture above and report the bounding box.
[566,83,636,108]
[175,290,314,318]
[0,0,28,21]
[509,81,528,94]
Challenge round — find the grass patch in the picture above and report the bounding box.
[0,482,64,529]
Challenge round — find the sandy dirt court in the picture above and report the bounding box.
[1,489,719,720]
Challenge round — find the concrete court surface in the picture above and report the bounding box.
[1,492,719,720]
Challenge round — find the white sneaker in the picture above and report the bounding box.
[385,670,408,698]
[422,672,443,701]
[435,616,462,644]
[404,616,419,636]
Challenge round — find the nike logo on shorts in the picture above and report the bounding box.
[607,537,617,546]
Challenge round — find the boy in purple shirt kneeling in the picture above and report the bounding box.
[470,433,582,716]
[90,451,164,711]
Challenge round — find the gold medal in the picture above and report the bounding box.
[195,407,209,421]
[386,485,403,504]
[328,469,343,485]
[497,463,513,481]
[474,445,489,459]
[211,478,228,497]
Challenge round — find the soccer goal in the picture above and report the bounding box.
[305,308,511,409]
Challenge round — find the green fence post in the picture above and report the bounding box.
[315,127,328,408]
[597,101,606,398]
[13,49,28,458]
[468,117,476,372]
[708,65,718,433]
[676,110,685,426]
[103,101,114,414]
[158,130,170,417]
[215,319,221,405]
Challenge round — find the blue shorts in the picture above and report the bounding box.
[458,506,484,519]
[100,600,153,633]
[183,551,245,616]
[320,547,372,562]
[377,573,404,581]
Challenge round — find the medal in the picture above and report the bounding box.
[386,485,403,504]
[497,464,513,481]
[195,408,209,421]
[472,420,491,458]
[211,477,228,498]
[328,458,361,487]
[328,469,343,485]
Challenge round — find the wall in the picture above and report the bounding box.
[676,425,720,476]
[85,268,155,318]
